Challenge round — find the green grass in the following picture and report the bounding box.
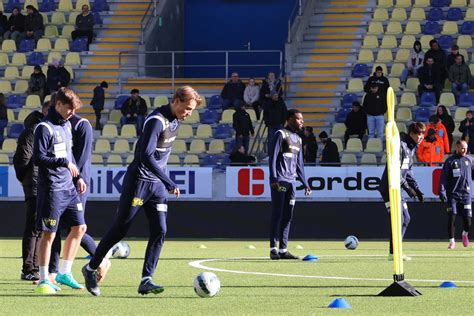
[1,240,474,315]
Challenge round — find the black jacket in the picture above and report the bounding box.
[459,118,474,142]
[362,92,387,116]
[24,10,44,32]
[221,80,245,101]
[320,138,340,166]
[418,64,442,86]
[345,110,367,133]
[91,85,105,111]
[121,96,147,116]
[47,66,70,93]
[232,108,254,136]
[263,99,287,127]
[8,11,25,32]
[446,53,464,70]
[260,78,283,101]
[0,13,8,31]
[364,74,390,94]
[303,134,318,164]
[425,48,447,74]
[13,111,44,199]
[229,150,256,166]
[75,12,94,31]
[0,103,6,120]
[28,72,46,92]
[437,113,455,136]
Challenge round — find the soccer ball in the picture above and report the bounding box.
[344,235,359,250]
[112,242,131,259]
[193,272,221,298]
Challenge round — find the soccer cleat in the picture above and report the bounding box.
[278,251,300,260]
[138,278,164,295]
[82,265,100,296]
[35,280,59,294]
[270,250,280,260]
[56,272,84,290]
[448,241,456,249]
[21,271,39,281]
[463,234,469,248]
[97,258,111,284]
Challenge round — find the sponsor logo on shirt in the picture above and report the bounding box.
[132,197,144,207]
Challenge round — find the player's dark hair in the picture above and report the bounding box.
[429,115,440,123]
[408,122,426,135]
[42,101,50,109]
[286,109,301,121]
[172,85,202,107]
[55,87,82,110]
[456,139,464,146]
[467,110,473,115]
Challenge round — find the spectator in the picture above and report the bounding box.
[400,40,424,90]
[362,83,386,140]
[344,101,367,145]
[446,45,464,70]
[448,54,471,96]
[459,110,474,153]
[243,77,261,120]
[424,39,447,86]
[90,81,108,130]
[436,105,455,149]
[4,7,25,45]
[27,65,46,102]
[221,72,245,109]
[71,4,94,45]
[417,128,444,166]
[363,66,390,95]
[426,115,450,154]
[318,131,340,166]
[232,103,254,154]
[121,88,147,135]
[46,59,70,93]
[0,11,9,36]
[418,56,442,102]
[0,93,7,138]
[22,5,43,43]
[263,93,287,153]
[302,126,317,164]
[260,72,283,104]
[229,145,256,166]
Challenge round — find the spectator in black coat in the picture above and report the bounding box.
[221,72,245,109]
[90,81,108,130]
[459,110,474,153]
[344,101,367,145]
[46,59,70,93]
[418,56,442,101]
[0,93,7,138]
[424,39,447,86]
[263,96,287,153]
[22,5,43,43]
[4,7,25,45]
[72,4,94,45]
[302,126,318,164]
[260,72,283,103]
[363,84,387,140]
[364,66,390,95]
[27,65,46,102]
[229,145,256,166]
[0,11,9,35]
[232,104,254,154]
[446,45,464,70]
[436,105,455,149]
[319,131,340,166]
[121,88,147,135]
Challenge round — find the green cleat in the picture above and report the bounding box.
[56,273,84,290]
[35,280,59,294]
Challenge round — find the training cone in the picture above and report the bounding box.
[296,245,304,250]
[247,245,256,250]
[328,298,351,309]
[302,254,318,262]
[198,244,207,249]
[439,281,457,288]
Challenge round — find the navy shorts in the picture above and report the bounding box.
[448,199,472,218]
[36,188,85,232]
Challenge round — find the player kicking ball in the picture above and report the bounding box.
[268,109,311,260]
[82,86,202,296]
[439,140,473,249]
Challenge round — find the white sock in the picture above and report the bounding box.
[141,276,151,283]
[270,247,277,252]
[39,266,48,282]
[450,238,455,243]
[59,260,73,274]
[278,249,287,254]
[86,264,96,272]
[462,231,469,236]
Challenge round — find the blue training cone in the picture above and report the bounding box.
[302,254,318,262]
[439,281,457,288]
[328,298,351,309]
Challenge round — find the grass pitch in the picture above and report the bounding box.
[1,240,474,315]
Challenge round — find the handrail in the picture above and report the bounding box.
[140,0,157,45]
[287,0,306,43]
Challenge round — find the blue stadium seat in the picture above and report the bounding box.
[93,13,103,25]
[461,22,474,35]
[431,0,450,7]
[458,92,474,107]
[71,38,88,52]
[415,108,431,122]
[201,109,220,124]
[7,95,24,109]
[341,93,358,108]
[438,35,454,50]
[423,21,441,34]
[447,8,463,21]
[335,108,351,123]
[214,124,232,139]
[202,155,219,166]
[6,0,20,13]
[40,0,55,12]
[114,95,129,109]
[427,8,443,21]
[93,0,110,12]
[18,39,35,53]
[226,139,236,153]
[8,123,24,138]
[208,95,223,110]
[222,154,231,165]
[351,64,369,78]
[419,92,436,107]
[27,52,45,66]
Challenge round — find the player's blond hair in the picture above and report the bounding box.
[172,86,202,107]
[56,87,82,110]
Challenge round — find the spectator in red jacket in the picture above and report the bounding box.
[417,128,444,166]
[425,115,450,154]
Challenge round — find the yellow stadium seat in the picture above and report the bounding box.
[453,122,462,138]
[113,139,130,153]
[457,35,472,49]
[360,153,377,165]
[0,139,17,153]
[4,66,19,80]
[409,7,426,20]
[470,0,474,6]
[177,124,193,139]
[17,109,31,122]
[183,154,199,166]
[365,138,383,153]
[377,0,393,7]
[91,154,103,165]
[331,123,346,138]
[94,139,111,153]
[247,109,257,122]
[466,8,474,21]
[183,110,199,124]
[373,8,389,21]
[341,153,357,165]
[44,95,51,103]
[120,124,137,138]
[60,25,74,39]
[35,39,52,52]
[10,53,26,66]
[439,93,456,107]
[345,138,363,153]
[332,138,343,152]
[141,95,151,108]
[451,0,467,6]
[188,139,206,154]
[208,139,225,154]
[47,52,62,64]
[0,81,11,94]
[107,110,122,124]
[75,0,91,11]
[404,21,421,35]
[171,140,187,154]
[386,21,402,35]
[394,48,410,63]
[420,35,434,49]
[347,78,363,93]
[396,108,412,122]
[442,22,458,35]
[20,66,34,79]
[399,36,416,49]
[399,92,417,107]
[7,109,14,122]
[0,2,4,12]
[200,96,207,108]
[395,0,411,7]
[50,12,66,25]
[1,40,16,52]
[376,49,393,63]
[220,109,234,124]
[469,63,474,76]
[106,154,123,166]
[390,63,405,77]
[13,80,28,94]
[362,35,378,49]
[101,124,118,138]
[43,25,59,39]
[58,0,73,11]
[153,95,169,107]
[413,0,430,7]
[64,52,81,66]
[0,53,9,66]
[397,122,407,134]
[372,63,388,75]
[357,49,374,63]
[0,153,9,165]
[380,35,397,49]
[52,38,69,52]
[455,108,469,122]
[24,0,39,10]
[64,66,74,80]
[458,49,469,63]
[67,12,79,24]
[367,22,384,35]
[25,95,41,108]
[405,78,420,92]
[168,155,180,165]
[196,124,212,138]
[391,8,407,21]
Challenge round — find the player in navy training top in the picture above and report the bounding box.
[439,140,474,249]
[82,86,202,296]
[268,109,311,260]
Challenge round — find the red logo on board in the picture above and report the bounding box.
[238,168,265,196]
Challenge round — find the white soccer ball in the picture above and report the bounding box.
[344,235,359,250]
[112,242,131,259]
[193,272,221,298]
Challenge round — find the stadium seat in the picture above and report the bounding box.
[373,8,389,21]
[414,0,430,6]
[399,35,416,49]
[409,7,426,20]
[347,78,363,93]
[0,81,11,94]
[196,124,212,139]
[13,80,28,94]
[365,138,383,153]
[394,49,410,64]
[376,49,393,63]
[106,154,123,166]
[388,78,400,92]
[35,39,51,52]
[405,78,420,92]
[202,155,219,166]
[4,66,19,80]
[177,124,193,139]
[113,139,130,153]
[1,40,16,52]
[43,25,59,39]
[371,63,387,75]
[380,35,397,49]
[419,92,436,107]
[0,153,9,165]
[20,65,34,80]
[220,109,234,124]
[377,0,393,7]
[188,139,206,154]
[345,138,363,153]
[420,35,434,49]
[0,139,17,153]
[8,123,24,138]
[341,93,358,108]
[5,0,18,13]
[201,109,219,124]
[455,107,469,121]
[171,140,187,154]
[114,95,128,109]
[60,25,74,39]
[10,53,26,67]
[459,49,469,62]
[466,8,474,21]
[107,110,122,124]
[47,52,62,65]
[336,108,351,123]
[168,155,180,165]
[68,12,79,24]
[458,92,474,107]
[214,124,233,139]
[141,95,151,108]
[357,49,374,63]
[395,0,410,7]
[439,93,456,107]
[153,95,169,107]
[404,21,421,35]
[397,122,408,134]
[389,63,405,77]
[391,8,407,21]
[367,22,384,35]
[351,64,369,78]
[91,154,103,165]
[64,52,81,66]
[423,21,440,35]
[427,8,443,22]
[451,0,467,6]
[461,21,474,35]
[331,123,346,138]
[362,35,378,49]
[182,110,199,124]
[40,0,55,12]
[396,108,413,122]
[438,35,454,50]
[341,154,357,165]
[94,139,111,153]
[414,108,431,122]
[399,93,417,107]
[74,0,91,11]
[27,52,44,66]
[120,124,137,138]
[18,39,35,52]
[7,94,23,107]
[247,109,257,122]
[208,139,225,154]
[432,0,450,7]
[0,53,8,66]
[50,12,66,25]
[360,153,377,165]
[447,8,463,21]
[52,38,69,52]
[442,22,459,35]
[71,38,88,52]
[17,109,31,122]
[386,22,402,35]
[58,0,73,11]
[24,95,40,108]
[183,154,199,166]
[101,124,118,138]
[207,95,222,110]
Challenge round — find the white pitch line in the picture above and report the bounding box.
[188,256,474,284]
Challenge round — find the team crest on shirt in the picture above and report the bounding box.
[169,119,179,132]
[465,160,469,166]
[43,217,57,228]
[132,197,144,207]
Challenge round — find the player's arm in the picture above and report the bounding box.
[296,144,311,196]
[140,118,177,191]
[73,119,93,171]
[269,131,283,189]
[33,124,69,168]
[439,160,450,202]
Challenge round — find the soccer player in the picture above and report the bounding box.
[33,87,87,294]
[268,109,311,260]
[378,122,426,261]
[439,140,473,249]
[82,86,202,296]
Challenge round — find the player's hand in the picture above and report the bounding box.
[77,178,86,194]
[440,195,447,203]
[169,187,180,198]
[414,188,424,203]
[68,162,79,178]
[304,187,312,196]
[270,182,280,191]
